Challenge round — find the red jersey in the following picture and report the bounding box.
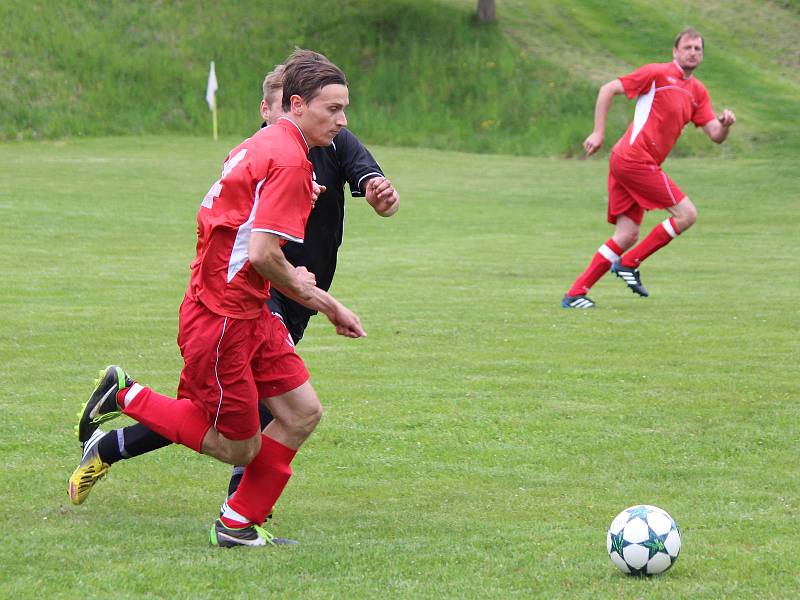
[188,118,313,319]
[612,61,716,165]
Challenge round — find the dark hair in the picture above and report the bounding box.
[281,49,347,111]
[262,64,285,105]
[674,27,704,50]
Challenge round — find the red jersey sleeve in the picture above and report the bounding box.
[691,82,716,127]
[618,64,659,99]
[252,164,313,243]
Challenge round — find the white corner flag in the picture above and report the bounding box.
[206,61,218,140]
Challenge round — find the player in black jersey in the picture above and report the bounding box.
[261,64,399,344]
[69,64,399,508]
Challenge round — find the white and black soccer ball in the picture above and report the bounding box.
[607,504,681,575]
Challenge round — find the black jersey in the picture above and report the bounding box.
[267,127,384,343]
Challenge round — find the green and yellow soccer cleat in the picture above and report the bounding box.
[210,519,275,547]
[75,365,133,443]
[68,430,109,505]
[209,519,298,547]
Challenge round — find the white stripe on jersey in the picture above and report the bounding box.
[226,178,266,283]
[251,228,304,244]
[356,171,384,191]
[630,81,656,145]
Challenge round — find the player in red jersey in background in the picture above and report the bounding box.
[562,27,736,308]
[71,49,365,547]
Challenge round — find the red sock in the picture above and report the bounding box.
[621,218,680,268]
[226,435,296,525]
[117,384,210,452]
[567,238,623,296]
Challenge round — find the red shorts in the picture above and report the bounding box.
[176,296,309,440]
[607,152,686,225]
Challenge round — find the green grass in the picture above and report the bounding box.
[0,136,798,598]
[2,0,799,157]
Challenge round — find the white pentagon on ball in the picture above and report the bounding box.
[606,505,681,575]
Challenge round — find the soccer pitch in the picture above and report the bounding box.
[1,137,797,598]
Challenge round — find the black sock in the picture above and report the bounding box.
[97,423,172,465]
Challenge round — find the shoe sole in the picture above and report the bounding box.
[75,367,124,443]
[69,460,109,505]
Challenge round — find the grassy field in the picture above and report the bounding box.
[2,0,799,157]
[1,136,798,597]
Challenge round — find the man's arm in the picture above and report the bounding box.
[249,231,365,338]
[249,231,316,303]
[274,283,366,338]
[702,109,736,144]
[583,78,626,156]
[335,128,399,217]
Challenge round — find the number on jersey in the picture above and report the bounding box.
[201,148,248,209]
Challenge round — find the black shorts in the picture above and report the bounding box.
[266,291,311,346]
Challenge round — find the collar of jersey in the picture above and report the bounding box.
[276,117,310,152]
[671,60,693,81]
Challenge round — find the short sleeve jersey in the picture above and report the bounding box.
[612,61,716,165]
[187,118,313,319]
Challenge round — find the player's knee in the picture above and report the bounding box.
[287,399,323,438]
[232,435,263,465]
[614,231,638,250]
[674,198,697,231]
[217,434,262,465]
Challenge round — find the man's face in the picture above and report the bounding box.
[673,35,704,72]
[260,93,284,125]
[292,83,349,147]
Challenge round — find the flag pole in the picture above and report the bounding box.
[212,97,218,141]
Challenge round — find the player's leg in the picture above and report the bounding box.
[219,382,320,532]
[562,166,642,308]
[611,162,689,296]
[620,197,694,270]
[69,423,171,505]
[218,313,314,540]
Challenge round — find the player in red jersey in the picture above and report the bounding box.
[71,50,365,547]
[562,28,736,308]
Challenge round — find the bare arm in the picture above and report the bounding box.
[274,284,366,338]
[248,231,316,303]
[583,79,626,156]
[249,231,365,338]
[703,109,736,144]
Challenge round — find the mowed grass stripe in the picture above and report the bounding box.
[0,137,797,598]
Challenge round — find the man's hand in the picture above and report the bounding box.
[717,109,736,128]
[583,131,604,156]
[703,108,736,143]
[292,266,316,303]
[365,177,399,217]
[325,302,366,338]
[311,181,326,208]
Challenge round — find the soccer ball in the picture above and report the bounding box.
[607,505,681,575]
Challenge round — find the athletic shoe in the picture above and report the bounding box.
[76,365,134,443]
[561,294,596,309]
[68,429,109,505]
[210,519,297,547]
[611,261,649,297]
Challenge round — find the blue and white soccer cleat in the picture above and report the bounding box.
[611,261,649,297]
[562,294,596,309]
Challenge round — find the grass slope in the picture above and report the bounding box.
[1,1,798,156]
[0,136,798,598]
